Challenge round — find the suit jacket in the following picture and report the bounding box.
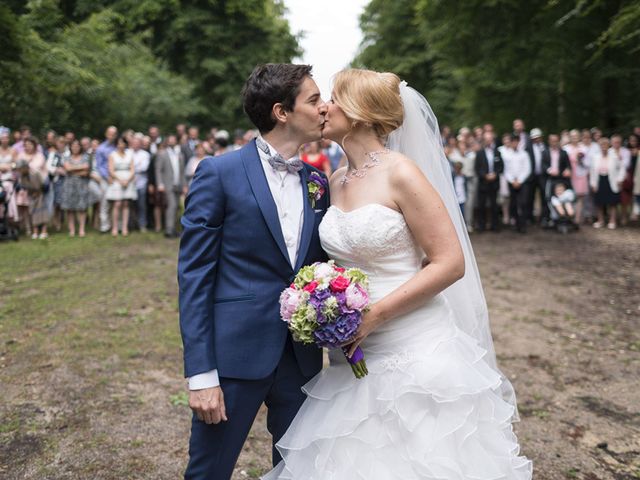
[181,141,197,163]
[542,148,571,186]
[155,147,186,191]
[475,146,504,191]
[178,140,328,380]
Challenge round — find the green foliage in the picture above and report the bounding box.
[169,391,189,407]
[1,0,301,135]
[354,0,640,133]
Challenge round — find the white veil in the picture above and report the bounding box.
[387,82,519,420]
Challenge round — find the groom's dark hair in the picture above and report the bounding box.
[242,64,313,133]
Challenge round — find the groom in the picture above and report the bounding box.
[178,64,330,479]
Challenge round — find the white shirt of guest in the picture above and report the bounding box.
[188,136,305,391]
[532,142,544,175]
[502,147,531,184]
[130,148,150,190]
[484,146,495,173]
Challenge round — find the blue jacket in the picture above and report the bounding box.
[178,140,329,380]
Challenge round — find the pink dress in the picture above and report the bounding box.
[565,144,589,195]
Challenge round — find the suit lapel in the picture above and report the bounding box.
[295,166,315,271]
[241,140,291,268]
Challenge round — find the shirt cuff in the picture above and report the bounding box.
[188,369,220,390]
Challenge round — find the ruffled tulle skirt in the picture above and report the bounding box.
[263,295,532,479]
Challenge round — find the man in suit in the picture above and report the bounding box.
[529,128,548,225]
[182,126,200,161]
[475,130,504,232]
[155,134,186,237]
[178,64,329,479]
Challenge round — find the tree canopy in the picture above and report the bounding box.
[353,0,640,134]
[0,0,300,137]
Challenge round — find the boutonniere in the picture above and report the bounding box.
[307,171,328,208]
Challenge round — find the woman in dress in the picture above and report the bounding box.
[61,139,90,237]
[185,142,207,188]
[0,128,18,224]
[564,129,589,224]
[106,135,137,236]
[264,69,531,479]
[46,136,67,232]
[301,141,332,176]
[448,138,477,232]
[15,138,49,239]
[590,137,625,229]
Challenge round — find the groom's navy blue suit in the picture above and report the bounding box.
[178,139,328,479]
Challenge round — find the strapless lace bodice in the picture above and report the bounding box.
[319,204,423,284]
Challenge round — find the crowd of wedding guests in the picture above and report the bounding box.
[444,120,640,234]
[0,124,344,240]
[1,119,638,242]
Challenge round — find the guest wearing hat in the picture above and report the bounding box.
[528,128,548,225]
[214,130,231,156]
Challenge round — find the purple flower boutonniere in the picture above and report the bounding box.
[307,172,328,208]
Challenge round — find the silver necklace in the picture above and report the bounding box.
[341,148,389,185]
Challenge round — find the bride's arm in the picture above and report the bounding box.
[346,156,465,355]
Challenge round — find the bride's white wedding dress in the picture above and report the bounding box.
[263,203,532,479]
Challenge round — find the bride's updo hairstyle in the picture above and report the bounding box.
[332,69,404,138]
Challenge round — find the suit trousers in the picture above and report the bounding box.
[476,183,500,231]
[185,335,311,480]
[464,176,478,229]
[526,175,547,222]
[165,188,181,234]
[509,183,529,231]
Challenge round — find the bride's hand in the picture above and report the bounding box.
[343,305,384,358]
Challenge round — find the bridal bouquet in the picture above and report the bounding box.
[279,260,369,378]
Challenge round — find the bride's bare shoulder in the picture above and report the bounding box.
[386,152,426,185]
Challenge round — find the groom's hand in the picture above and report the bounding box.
[189,386,228,424]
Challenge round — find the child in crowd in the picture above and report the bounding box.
[452,161,467,220]
[550,182,577,233]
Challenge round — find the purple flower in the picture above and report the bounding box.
[312,288,332,301]
[312,312,362,348]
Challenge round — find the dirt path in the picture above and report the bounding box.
[0,228,638,479]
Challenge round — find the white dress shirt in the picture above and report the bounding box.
[168,146,180,187]
[188,137,305,390]
[502,147,531,184]
[130,148,151,190]
[484,147,495,173]
[532,143,544,175]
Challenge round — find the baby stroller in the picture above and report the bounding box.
[0,176,19,241]
[546,179,579,234]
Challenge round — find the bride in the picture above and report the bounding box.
[263,69,532,479]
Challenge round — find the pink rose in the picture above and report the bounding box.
[279,288,304,321]
[334,267,346,273]
[303,281,318,293]
[329,275,349,293]
[345,283,369,311]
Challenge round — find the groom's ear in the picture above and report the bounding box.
[272,102,288,126]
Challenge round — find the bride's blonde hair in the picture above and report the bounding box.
[332,69,404,138]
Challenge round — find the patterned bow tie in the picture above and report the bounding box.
[256,137,303,174]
